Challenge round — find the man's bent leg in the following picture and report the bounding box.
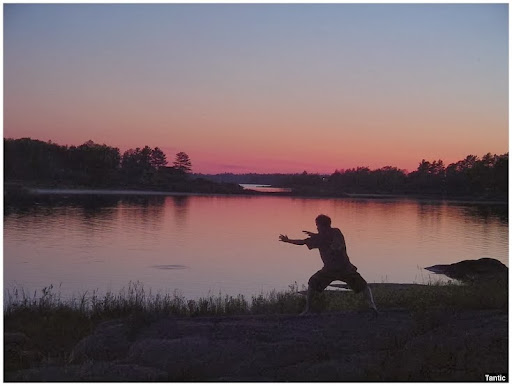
[301,285,314,315]
[303,269,331,315]
[344,271,378,314]
[364,285,378,314]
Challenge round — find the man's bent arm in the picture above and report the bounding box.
[279,234,307,245]
[286,239,307,246]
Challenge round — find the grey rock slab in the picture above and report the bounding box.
[126,336,248,380]
[4,332,30,346]
[68,321,131,364]
[7,362,168,382]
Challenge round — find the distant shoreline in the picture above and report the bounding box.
[8,185,508,205]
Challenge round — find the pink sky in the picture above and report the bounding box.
[4,4,509,174]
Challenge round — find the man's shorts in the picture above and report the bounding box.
[308,267,368,294]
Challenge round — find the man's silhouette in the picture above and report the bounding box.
[279,214,377,315]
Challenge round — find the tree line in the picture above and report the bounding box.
[4,138,508,199]
[4,138,195,189]
[199,154,508,199]
[285,154,508,199]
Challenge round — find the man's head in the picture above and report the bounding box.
[315,214,332,232]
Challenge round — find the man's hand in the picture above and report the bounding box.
[302,230,316,237]
[279,234,290,242]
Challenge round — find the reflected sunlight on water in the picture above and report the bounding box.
[4,195,508,300]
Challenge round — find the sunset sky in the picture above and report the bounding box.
[4,3,509,174]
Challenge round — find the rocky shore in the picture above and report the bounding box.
[6,307,507,382]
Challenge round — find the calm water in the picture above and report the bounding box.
[4,193,508,301]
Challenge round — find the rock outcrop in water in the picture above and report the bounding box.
[424,257,508,283]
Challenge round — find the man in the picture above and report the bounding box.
[279,214,377,315]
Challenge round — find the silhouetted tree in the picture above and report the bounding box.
[373,166,407,193]
[150,147,167,169]
[70,140,121,186]
[406,159,446,194]
[120,146,156,185]
[493,153,508,194]
[173,152,192,174]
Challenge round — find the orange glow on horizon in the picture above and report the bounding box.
[4,4,507,176]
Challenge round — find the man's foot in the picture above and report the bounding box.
[300,309,312,316]
[369,307,379,319]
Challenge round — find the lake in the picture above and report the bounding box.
[4,192,508,302]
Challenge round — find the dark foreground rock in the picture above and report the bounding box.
[6,309,507,382]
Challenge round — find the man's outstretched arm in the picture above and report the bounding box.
[279,234,307,245]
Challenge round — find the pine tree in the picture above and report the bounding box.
[173,152,192,173]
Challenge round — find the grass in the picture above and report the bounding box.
[4,279,508,375]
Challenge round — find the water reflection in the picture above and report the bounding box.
[453,203,508,224]
[171,196,190,230]
[120,195,166,208]
[119,196,166,234]
[5,194,121,216]
[4,195,508,301]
